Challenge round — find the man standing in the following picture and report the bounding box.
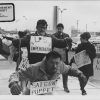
[53,23,72,93]
[53,23,70,65]
[8,51,87,95]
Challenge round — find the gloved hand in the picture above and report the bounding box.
[64,37,72,49]
[9,82,22,95]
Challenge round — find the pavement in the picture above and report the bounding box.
[0,57,100,100]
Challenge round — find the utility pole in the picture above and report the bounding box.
[77,20,79,31]
[53,6,58,32]
[86,24,87,32]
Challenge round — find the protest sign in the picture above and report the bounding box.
[30,36,52,54]
[74,50,91,68]
[30,80,57,95]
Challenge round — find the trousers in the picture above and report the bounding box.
[62,67,87,91]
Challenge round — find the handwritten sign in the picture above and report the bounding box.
[30,80,57,95]
[74,50,91,68]
[0,3,15,22]
[30,36,52,54]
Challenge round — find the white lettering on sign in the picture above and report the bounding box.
[74,50,91,68]
[30,80,57,95]
[0,3,15,22]
[30,36,52,54]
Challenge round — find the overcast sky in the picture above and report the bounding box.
[0,0,100,34]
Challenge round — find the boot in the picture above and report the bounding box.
[64,87,70,93]
[82,89,87,95]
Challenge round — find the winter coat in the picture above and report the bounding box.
[53,32,69,64]
[75,42,96,77]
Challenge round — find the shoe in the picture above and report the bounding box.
[82,90,87,95]
[64,88,70,93]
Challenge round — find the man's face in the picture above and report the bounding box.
[57,27,63,33]
[37,24,47,35]
[46,57,61,75]
[80,37,87,43]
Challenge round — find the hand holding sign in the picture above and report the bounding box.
[74,50,91,68]
[10,82,22,95]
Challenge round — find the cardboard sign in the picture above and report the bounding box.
[30,80,57,95]
[74,50,91,68]
[0,3,15,22]
[30,36,52,54]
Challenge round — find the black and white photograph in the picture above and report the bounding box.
[0,0,100,100]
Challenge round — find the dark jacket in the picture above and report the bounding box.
[75,42,96,77]
[53,32,69,64]
[12,32,68,64]
[53,32,69,39]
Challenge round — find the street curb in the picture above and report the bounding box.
[88,81,100,89]
[0,59,6,61]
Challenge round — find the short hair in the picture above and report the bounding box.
[36,19,48,29]
[80,32,91,40]
[57,23,64,29]
[18,31,27,38]
[46,51,61,60]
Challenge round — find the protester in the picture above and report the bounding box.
[11,19,72,66]
[6,19,72,92]
[69,32,96,95]
[8,51,87,95]
[53,23,70,64]
[53,23,72,92]
[3,31,28,70]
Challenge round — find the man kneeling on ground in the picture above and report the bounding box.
[8,51,87,95]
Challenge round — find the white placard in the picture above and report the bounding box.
[30,36,52,53]
[74,50,91,68]
[0,3,15,22]
[30,80,57,95]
